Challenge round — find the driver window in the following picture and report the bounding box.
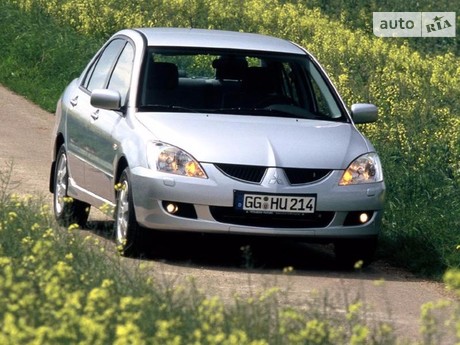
[83,39,126,92]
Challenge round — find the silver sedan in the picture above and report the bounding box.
[50,28,385,265]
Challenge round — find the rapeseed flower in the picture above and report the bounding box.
[8,211,17,220]
[283,266,294,274]
[347,301,364,321]
[31,223,40,231]
[67,223,79,232]
[65,252,74,261]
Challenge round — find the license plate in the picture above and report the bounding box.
[235,192,316,214]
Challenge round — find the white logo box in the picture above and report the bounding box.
[373,12,456,37]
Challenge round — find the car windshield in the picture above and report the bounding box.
[138,47,346,121]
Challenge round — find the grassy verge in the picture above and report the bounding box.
[0,0,459,277]
[0,163,459,344]
[0,2,102,111]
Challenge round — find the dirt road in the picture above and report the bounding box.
[0,85,456,342]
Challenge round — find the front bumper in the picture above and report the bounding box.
[130,164,385,239]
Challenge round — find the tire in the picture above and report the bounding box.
[114,168,144,257]
[53,146,90,228]
[334,237,378,269]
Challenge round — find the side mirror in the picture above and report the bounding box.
[350,103,378,124]
[90,89,121,110]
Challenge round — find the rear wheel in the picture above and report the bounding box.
[114,168,144,257]
[334,237,378,269]
[53,146,90,228]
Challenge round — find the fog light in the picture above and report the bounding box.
[359,212,369,224]
[166,203,179,214]
[344,211,374,226]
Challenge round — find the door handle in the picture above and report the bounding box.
[91,110,99,120]
[70,96,78,107]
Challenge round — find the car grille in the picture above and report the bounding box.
[210,206,334,228]
[284,168,331,184]
[215,164,266,183]
[214,164,331,185]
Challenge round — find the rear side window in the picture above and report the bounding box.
[83,39,126,92]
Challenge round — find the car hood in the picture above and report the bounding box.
[136,113,371,169]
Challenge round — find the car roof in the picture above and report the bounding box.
[129,28,306,55]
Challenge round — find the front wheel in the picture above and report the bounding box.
[114,168,144,257]
[53,146,90,228]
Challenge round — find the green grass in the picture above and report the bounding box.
[0,2,102,111]
[0,0,459,277]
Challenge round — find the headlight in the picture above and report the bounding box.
[339,153,383,185]
[147,142,207,178]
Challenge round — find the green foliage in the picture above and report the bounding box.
[294,0,459,56]
[0,0,459,275]
[0,1,102,110]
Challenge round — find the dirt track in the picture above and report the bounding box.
[0,84,457,342]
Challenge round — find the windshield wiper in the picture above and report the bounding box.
[207,107,271,115]
[139,104,199,113]
[209,105,318,119]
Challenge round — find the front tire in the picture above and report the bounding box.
[53,146,90,228]
[114,168,144,257]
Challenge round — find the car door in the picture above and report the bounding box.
[66,38,124,202]
[65,39,124,191]
[65,82,89,189]
[84,39,135,203]
[65,42,129,191]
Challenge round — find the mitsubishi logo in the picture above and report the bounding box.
[268,171,284,185]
